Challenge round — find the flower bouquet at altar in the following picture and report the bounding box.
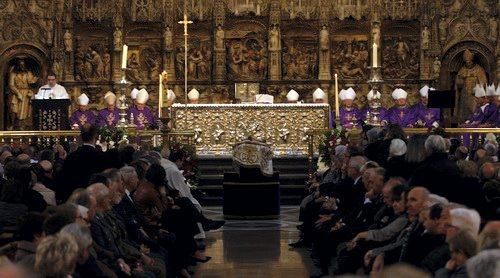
[317,127,348,170]
[97,126,125,150]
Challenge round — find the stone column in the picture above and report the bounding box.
[268,0,281,81]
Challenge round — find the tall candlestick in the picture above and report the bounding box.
[121,44,128,69]
[334,73,339,118]
[158,73,163,118]
[372,43,378,68]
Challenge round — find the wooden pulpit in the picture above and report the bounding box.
[32,99,71,130]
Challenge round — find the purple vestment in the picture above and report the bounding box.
[412,103,440,128]
[127,106,157,130]
[386,106,417,127]
[70,110,97,128]
[339,107,362,129]
[98,108,120,128]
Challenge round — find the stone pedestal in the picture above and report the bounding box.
[269,51,281,81]
[319,51,331,80]
[214,50,226,81]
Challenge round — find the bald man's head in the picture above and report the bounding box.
[16,153,30,165]
[406,187,430,217]
[480,162,496,180]
[479,221,500,251]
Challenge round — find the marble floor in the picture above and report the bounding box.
[194,206,315,278]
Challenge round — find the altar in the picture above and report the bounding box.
[171,103,330,156]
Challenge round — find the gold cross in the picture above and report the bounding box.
[178,14,193,36]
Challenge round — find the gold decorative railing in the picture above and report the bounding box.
[306,128,500,176]
[0,129,196,149]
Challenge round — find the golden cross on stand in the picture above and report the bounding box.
[178,13,192,106]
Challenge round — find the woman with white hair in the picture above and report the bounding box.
[35,233,80,278]
[386,138,411,178]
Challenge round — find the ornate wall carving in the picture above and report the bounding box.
[0,0,497,130]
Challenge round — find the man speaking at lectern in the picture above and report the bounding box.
[34,72,69,99]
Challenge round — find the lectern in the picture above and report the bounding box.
[32,99,71,130]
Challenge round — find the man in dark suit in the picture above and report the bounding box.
[58,124,104,201]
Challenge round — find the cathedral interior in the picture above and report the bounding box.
[0,0,498,130]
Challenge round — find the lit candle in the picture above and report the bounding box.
[121,44,128,69]
[334,73,339,118]
[158,74,163,118]
[372,43,378,68]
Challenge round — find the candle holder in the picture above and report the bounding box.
[366,66,385,127]
[367,66,384,83]
[116,69,131,129]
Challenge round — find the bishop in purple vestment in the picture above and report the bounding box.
[98,92,120,127]
[338,87,362,128]
[461,84,497,128]
[70,93,96,128]
[386,88,417,127]
[413,85,440,128]
[128,88,157,130]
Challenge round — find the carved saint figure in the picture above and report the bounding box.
[63,30,72,52]
[394,36,410,69]
[126,53,142,81]
[269,26,280,51]
[439,17,448,44]
[421,26,430,50]
[455,49,488,120]
[433,57,441,79]
[489,17,498,42]
[8,59,39,124]
[164,26,173,51]
[215,25,225,50]
[103,52,111,78]
[52,59,62,80]
[320,25,329,51]
[114,28,123,51]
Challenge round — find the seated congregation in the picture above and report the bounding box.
[291,124,500,278]
[0,124,224,278]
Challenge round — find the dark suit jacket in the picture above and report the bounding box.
[58,145,104,201]
[113,194,151,244]
[410,152,460,198]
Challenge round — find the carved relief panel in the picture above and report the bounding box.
[282,25,317,80]
[382,23,420,80]
[225,21,268,81]
[74,37,111,82]
[174,38,212,81]
[331,33,369,81]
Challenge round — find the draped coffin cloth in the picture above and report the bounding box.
[232,140,273,177]
[171,103,330,155]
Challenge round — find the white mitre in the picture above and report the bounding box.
[419,85,430,97]
[287,89,299,101]
[313,88,326,101]
[166,89,176,101]
[104,91,116,105]
[131,88,139,100]
[486,84,496,97]
[341,87,356,100]
[188,88,200,100]
[77,93,90,105]
[391,88,407,100]
[367,90,381,101]
[495,84,500,97]
[136,88,149,104]
[474,84,486,98]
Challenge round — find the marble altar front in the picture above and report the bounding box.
[171,103,330,156]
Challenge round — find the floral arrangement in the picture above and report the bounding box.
[317,127,348,168]
[97,126,125,147]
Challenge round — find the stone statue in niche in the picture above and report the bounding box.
[331,39,368,79]
[63,30,72,52]
[143,47,161,80]
[164,26,173,51]
[103,51,111,78]
[439,17,448,45]
[52,59,63,80]
[215,25,225,51]
[489,17,498,42]
[227,38,267,80]
[45,20,53,45]
[126,52,142,82]
[432,57,441,79]
[269,26,280,51]
[283,42,317,79]
[8,59,39,126]
[320,25,329,51]
[382,35,419,79]
[455,49,488,120]
[421,26,430,50]
[114,28,123,51]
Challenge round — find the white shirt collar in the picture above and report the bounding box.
[481,103,489,112]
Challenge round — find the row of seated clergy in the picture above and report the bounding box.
[332,86,441,129]
[329,83,500,129]
[70,89,158,130]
